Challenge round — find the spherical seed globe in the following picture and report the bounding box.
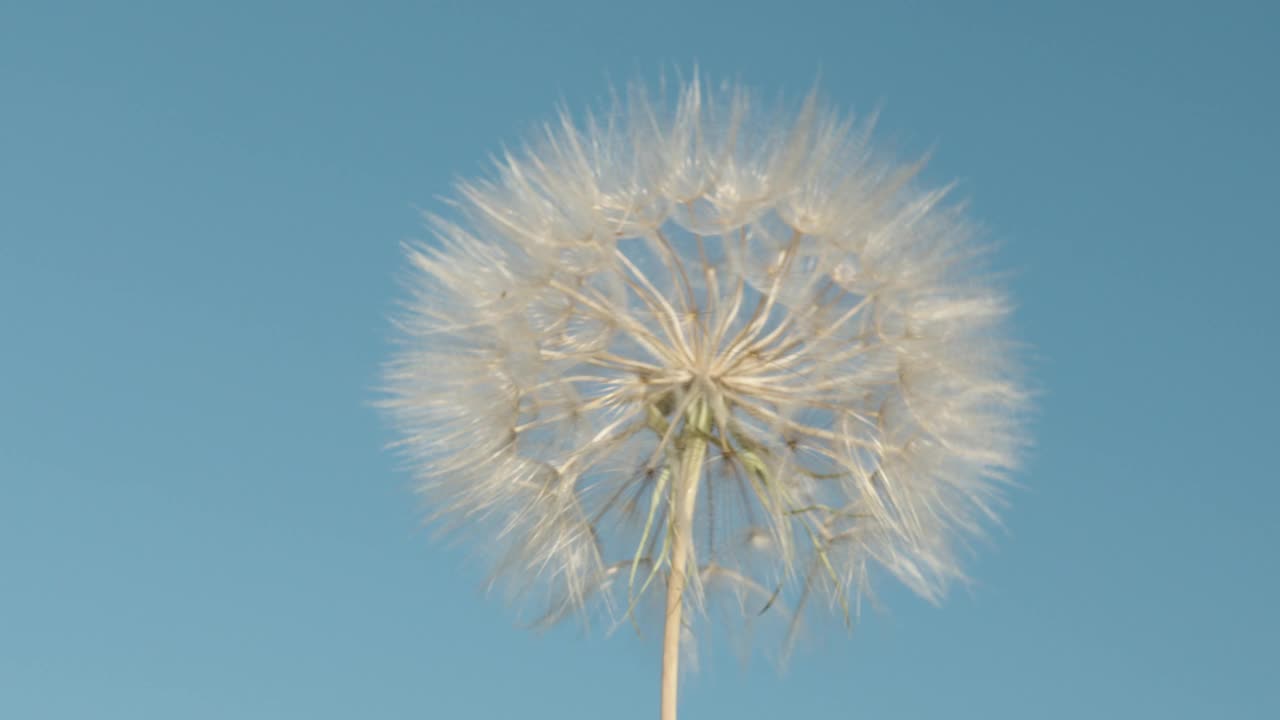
[385,77,1027,666]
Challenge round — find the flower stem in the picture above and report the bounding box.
[661,399,710,720]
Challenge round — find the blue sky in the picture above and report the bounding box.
[2,1,1277,718]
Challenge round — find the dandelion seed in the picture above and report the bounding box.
[385,74,1027,720]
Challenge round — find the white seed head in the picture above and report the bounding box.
[385,76,1027,653]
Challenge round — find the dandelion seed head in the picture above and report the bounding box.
[386,75,1027,653]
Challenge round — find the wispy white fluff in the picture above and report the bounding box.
[385,76,1027,655]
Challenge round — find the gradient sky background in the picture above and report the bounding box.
[3,1,1278,718]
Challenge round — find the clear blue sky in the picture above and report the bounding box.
[3,1,1277,718]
